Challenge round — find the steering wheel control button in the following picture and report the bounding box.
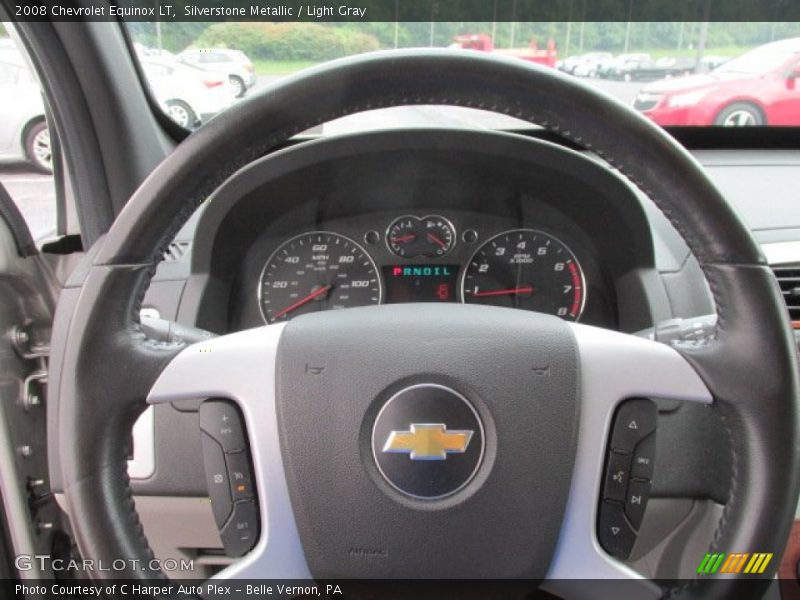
[226,451,255,501]
[371,384,484,499]
[631,433,656,480]
[199,400,260,556]
[220,500,259,558]
[200,431,233,528]
[199,400,246,453]
[602,451,632,503]
[610,398,657,453]
[598,398,658,559]
[598,501,637,559]
[624,478,652,530]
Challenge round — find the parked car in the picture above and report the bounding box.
[558,52,610,75]
[139,57,236,128]
[571,52,613,77]
[597,53,651,79]
[0,48,50,172]
[610,56,690,82]
[634,38,800,126]
[178,48,256,98]
[557,54,583,74]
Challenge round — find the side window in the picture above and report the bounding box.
[0,26,57,241]
[0,61,19,84]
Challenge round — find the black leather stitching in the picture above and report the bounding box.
[91,62,762,590]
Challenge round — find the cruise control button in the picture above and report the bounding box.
[625,478,652,530]
[597,501,637,559]
[220,500,259,557]
[611,399,657,453]
[226,451,255,501]
[602,451,632,503]
[200,431,232,528]
[631,433,656,480]
[200,400,246,453]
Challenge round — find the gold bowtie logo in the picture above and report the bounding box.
[383,424,474,460]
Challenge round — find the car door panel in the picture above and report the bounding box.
[0,183,62,578]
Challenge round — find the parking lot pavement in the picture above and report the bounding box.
[0,163,56,241]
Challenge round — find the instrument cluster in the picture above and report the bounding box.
[257,213,588,325]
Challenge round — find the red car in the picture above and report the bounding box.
[634,38,800,126]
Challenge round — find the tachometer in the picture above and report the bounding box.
[461,229,586,321]
[259,232,381,323]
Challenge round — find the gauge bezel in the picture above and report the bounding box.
[257,230,383,324]
[385,214,457,259]
[459,227,588,321]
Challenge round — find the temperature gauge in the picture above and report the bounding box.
[386,215,456,258]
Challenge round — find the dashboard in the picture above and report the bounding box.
[171,128,662,336]
[85,126,800,580]
[255,217,588,324]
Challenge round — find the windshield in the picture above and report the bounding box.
[125,21,800,132]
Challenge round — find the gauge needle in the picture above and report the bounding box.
[391,234,416,244]
[272,285,332,319]
[427,232,448,249]
[472,286,534,298]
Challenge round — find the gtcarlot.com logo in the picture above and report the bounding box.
[697,552,773,575]
[15,554,193,572]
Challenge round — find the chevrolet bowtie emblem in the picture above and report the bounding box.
[383,424,474,460]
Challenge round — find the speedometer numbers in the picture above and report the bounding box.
[461,229,586,321]
[259,232,381,324]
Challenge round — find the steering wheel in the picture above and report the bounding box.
[53,50,800,598]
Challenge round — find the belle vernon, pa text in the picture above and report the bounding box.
[17,583,344,597]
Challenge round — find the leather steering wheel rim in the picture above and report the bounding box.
[54,50,800,597]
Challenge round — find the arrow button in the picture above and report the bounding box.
[611,399,656,453]
[597,501,637,559]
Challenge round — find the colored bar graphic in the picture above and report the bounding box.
[697,552,773,575]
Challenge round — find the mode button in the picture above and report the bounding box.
[200,400,246,453]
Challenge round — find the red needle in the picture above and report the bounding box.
[427,232,447,249]
[272,285,332,319]
[472,286,534,298]
[391,234,416,244]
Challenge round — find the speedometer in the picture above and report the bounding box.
[259,232,381,323]
[461,229,586,321]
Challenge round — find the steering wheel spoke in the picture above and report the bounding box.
[147,324,311,579]
[146,315,713,587]
[543,324,711,596]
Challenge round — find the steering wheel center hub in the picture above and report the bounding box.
[371,383,484,499]
[275,304,580,578]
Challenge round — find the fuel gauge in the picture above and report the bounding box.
[386,215,455,258]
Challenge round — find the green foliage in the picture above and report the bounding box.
[194,23,379,61]
[0,23,7,37]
